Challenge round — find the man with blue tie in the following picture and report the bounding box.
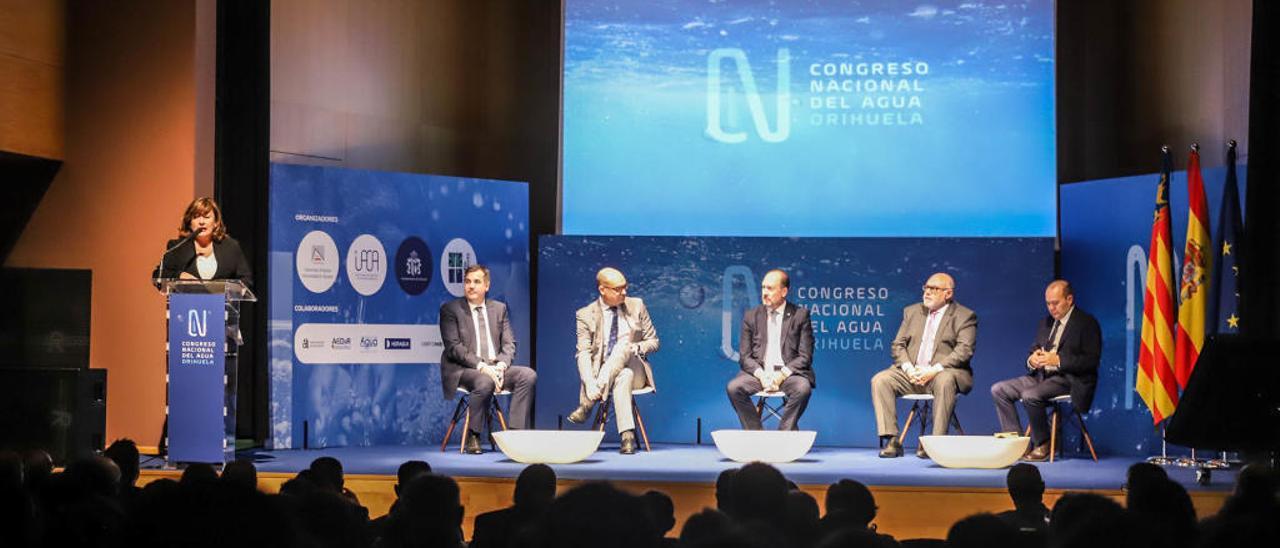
[727,269,816,430]
[566,267,660,454]
[990,280,1101,461]
[439,264,537,454]
[872,272,979,458]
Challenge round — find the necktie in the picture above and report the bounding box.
[605,306,620,357]
[1044,320,1061,351]
[916,309,939,366]
[476,306,492,360]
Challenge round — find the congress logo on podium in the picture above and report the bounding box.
[187,309,208,337]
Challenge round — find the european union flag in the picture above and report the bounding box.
[1209,142,1244,334]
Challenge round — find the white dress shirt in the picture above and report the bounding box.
[1031,306,1074,372]
[914,303,949,371]
[471,302,497,362]
[600,299,631,360]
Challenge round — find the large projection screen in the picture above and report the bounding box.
[562,0,1056,237]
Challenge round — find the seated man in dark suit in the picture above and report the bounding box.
[726,269,816,431]
[439,264,537,454]
[990,280,1101,461]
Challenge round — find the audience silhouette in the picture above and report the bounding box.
[3,445,1276,548]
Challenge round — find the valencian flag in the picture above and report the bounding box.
[1209,142,1243,335]
[1137,148,1179,424]
[1174,146,1212,389]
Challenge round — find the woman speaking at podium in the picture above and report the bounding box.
[155,197,252,286]
[153,197,252,459]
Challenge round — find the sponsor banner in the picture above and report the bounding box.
[294,323,442,364]
[167,293,227,463]
[268,163,530,449]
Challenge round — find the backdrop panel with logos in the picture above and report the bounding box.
[267,163,530,449]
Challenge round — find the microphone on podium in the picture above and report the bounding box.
[152,227,205,287]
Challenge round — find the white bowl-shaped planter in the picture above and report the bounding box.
[919,435,1030,469]
[492,430,605,464]
[711,430,818,463]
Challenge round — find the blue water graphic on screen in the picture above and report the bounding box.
[563,0,1056,237]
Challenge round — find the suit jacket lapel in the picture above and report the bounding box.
[595,301,608,366]
[780,302,795,356]
[461,301,476,347]
[486,300,499,346]
[911,304,928,357]
[939,304,956,340]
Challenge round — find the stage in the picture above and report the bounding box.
[140,442,1237,540]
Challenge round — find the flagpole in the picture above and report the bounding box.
[1147,424,1177,466]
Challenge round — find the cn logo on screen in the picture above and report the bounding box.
[346,234,388,296]
[187,309,208,337]
[706,48,791,144]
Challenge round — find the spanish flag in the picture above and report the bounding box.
[1137,149,1178,424]
[1174,146,1212,388]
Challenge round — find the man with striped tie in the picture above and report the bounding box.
[440,264,537,454]
[872,272,979,459]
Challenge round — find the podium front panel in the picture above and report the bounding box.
[167,293,227,463]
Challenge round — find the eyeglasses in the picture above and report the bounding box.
[603,284,628,292]
[922,285,952,293]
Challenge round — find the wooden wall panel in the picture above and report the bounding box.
[6,0,202,446]
[0,0,65,159]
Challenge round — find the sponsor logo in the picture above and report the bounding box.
[395,237,433,296]
[299,338,327,350]
[293,323,443,364]
[296,230,340,293]
[346,234,388,296]
[440,238,477,297]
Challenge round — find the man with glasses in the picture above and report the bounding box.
[439,264,538,454]
[872,272,978,458]
[726,269,816,430]
[990,280,1101,461]
[566,267,660,454]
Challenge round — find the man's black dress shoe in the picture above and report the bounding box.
[620,430,637,455]
[879,438,903,458]
[463,430,484,454]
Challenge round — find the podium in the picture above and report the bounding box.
[158,279,255,464]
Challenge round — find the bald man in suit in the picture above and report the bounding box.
[566,267,660,454]
[872,272,978,458]
[991,280,1101,461]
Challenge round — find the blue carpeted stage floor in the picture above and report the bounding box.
[235,443,1237,493]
